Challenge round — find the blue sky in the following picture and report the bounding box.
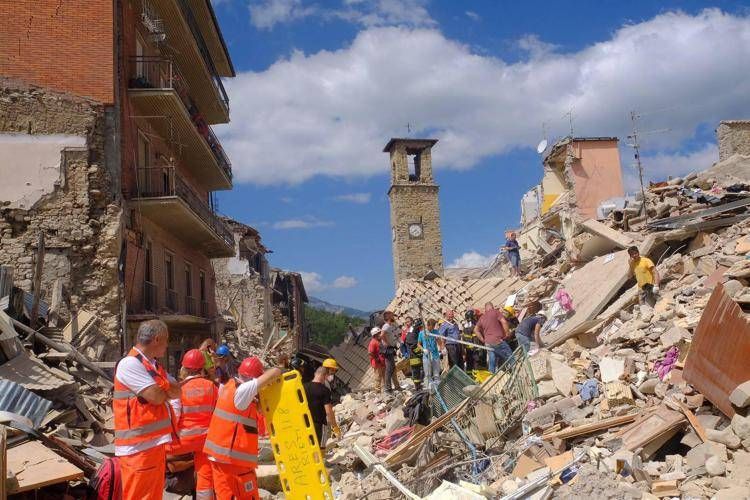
[212,0,750,311]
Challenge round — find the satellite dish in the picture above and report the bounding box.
[536,139,548,154]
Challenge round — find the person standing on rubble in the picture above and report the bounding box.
[419,319,442,387]
[399,316,413,358]
[404,319,424,391]
[304,365,341,450]
[461,309,480,372]
[475,303,512,373]
[167,349,219,500]
[438,310,462,368]
[204,356,281,500]
[628,246,660,308]
[515,313,547,353]
[502,231,522,276]
[380,311,401,392]
[114,320,181,499]
[368,327,386,392]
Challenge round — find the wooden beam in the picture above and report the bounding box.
[0,425,6,500]
[542,413,639,441]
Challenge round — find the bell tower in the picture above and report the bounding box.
[385,137,444,287]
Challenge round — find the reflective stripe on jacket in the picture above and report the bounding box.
[113,348,173,450]
[203,378,259,468]
[177,377,218,449]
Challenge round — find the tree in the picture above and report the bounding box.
[305,305,365,347]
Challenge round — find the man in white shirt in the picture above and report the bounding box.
[113,320,181,499]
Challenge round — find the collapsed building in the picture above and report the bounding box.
[320,126,750,499]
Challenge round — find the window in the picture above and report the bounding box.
[199,270,206,302]
[184,262,193,298]
[135,36,144,79]
[408,153,421,181]
[144,241,153,283]
[165,252,174,291]
[137,131,150,169]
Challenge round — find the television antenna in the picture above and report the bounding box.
[627,111,670,218]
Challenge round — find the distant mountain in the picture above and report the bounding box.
[308,296,371,320]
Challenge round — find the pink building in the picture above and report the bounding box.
[542,137,625,220]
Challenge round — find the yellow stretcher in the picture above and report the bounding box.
[258,370,333,500]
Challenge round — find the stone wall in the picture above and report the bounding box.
[213,228,272,357]
[0,79,122,355]
[389,184,444,285]
[717,121,750,161]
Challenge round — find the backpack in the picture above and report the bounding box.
[88,456,122,500]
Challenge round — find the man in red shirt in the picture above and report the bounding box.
[474,303,512,373]
[368,327,386,392]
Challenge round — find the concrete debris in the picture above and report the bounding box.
[318,156,750,500]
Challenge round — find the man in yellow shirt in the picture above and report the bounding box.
[628,246,660,307]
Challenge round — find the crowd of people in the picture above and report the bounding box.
[367,303,549,393]
[112,319,341,499]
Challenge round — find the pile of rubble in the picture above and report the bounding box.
[0,270,114,495]
[323,157,750,499]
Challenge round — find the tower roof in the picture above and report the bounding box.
[383,138,438,153]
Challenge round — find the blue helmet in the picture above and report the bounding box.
[216,345,231,357]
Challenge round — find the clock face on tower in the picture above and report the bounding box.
[408,223,423,239]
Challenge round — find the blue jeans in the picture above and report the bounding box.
[488,341,513,373]
[516,333,532,353]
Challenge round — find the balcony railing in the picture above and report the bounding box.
[136,166,234,249]
[201,300,209,317]
[166,289,178,312]
[185,296,197,316]
[175,0,230,112]
[129,56,232,182]
[144,280,157,312]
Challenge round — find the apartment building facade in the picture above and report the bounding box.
[0,0,236,368]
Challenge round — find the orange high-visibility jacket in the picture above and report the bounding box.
[177,376,218,451]
[113,348,174,449]
[203,378,259,468]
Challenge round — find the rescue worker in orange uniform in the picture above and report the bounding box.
[204,356,281,499]
[113,320,180,499]
[167,349,219,499]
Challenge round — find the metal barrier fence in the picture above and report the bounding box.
[455,347,537,448]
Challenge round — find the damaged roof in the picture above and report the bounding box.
[0,352,75,391]
[387,276,522,319]
[0,379,53,428]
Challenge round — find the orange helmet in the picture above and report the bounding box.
[239,356,264,379]
[182,349,205,370]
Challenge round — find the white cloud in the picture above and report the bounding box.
[300,272,358,291]
[299,271,326,292]
[248,0,434,29]
[465,10,480,22]
[221,9,750,185]
[272,216,333,229]
[334,192,372,203]
[335,0,436,28]
[249,0,317,29]
[622,143,719,192]
[448,251,496,269]
[332,275,358,288]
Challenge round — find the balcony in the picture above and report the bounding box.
[128,57,232,190]
[132,166,235,258]
[128,283,213,325]
[147,0,230,124]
